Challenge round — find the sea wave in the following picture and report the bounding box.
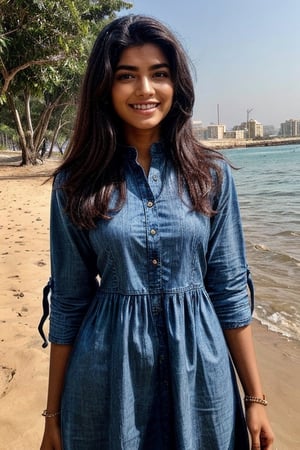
[273,230,300,237]
[254,309,300,343]
[226,145,300,342]
[250,243,300,265]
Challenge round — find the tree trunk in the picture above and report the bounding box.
[22,90,39,164]
[48,105,70,157]
[6,92,31,165]
[6,90,58,165]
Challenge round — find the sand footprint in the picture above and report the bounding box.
[0,366,16,398]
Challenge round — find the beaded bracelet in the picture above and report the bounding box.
[244,394,268,406]
[42,409,61,418]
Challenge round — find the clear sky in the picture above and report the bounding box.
[119,0,300,129]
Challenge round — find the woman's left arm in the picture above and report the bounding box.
[206,162,274,448]
[224,325,274,450]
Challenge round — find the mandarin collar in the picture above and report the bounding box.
[119,142,166,162]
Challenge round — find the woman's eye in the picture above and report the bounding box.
[154,71,169,78]
[116,73,135,81]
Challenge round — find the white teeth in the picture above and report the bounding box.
[132,103,157,110]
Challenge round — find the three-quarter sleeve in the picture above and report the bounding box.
[204,162,252,329]
[49,173,98,344]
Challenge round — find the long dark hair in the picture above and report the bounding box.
[55,14,224,229]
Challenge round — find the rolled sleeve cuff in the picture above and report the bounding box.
[213,292,252,329]
[48,294,92,344]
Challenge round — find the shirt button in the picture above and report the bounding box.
[147,201,154,208]
[152,259,158,265]
[150,229,157,236]
[152,175,158,181]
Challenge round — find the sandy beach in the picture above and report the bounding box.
[0,152,299,449]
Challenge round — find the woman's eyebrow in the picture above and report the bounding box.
[115,63,170,72]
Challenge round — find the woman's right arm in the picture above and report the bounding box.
[40,343,73,450]
[40,176,98,449]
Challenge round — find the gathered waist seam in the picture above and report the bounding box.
[97,284,205,297]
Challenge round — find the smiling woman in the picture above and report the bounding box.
[111,44,174,172]
[40,14,274,450]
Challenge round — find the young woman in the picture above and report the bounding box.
[40,15,274,450]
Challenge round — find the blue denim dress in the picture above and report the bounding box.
[49,143,251,449]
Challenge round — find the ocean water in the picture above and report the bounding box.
[224,144,300,341]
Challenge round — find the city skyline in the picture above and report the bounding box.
[121,0,300,128]
[196,110,300,132]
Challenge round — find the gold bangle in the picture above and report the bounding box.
[244,394,268,406]
[42,409,61,418]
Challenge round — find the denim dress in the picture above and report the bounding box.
[49,143,251,450]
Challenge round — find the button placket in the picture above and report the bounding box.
[130,151,162,295]
[127,145,172,441]
[145,171,161,290]
[148,167,161,197]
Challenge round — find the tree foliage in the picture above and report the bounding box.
[0,0,132,164]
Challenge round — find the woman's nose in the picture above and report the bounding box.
[136,77,155,96]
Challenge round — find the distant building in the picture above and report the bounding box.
[192,121,206,140]
[233,122,248,133]
[263,125,277,137]
[207,124,226,139]
[234,122,247,130]
[224,130,245,139]
[247,119,264,138]
[280,119,300,137]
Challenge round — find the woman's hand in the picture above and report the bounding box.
[246,403,274,449]
[40,418,62,450]
[224,326,275,448]
[40,344,73,449]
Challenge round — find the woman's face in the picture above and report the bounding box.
[111,44,174,141]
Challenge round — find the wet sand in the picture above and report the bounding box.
[0,152,299,449]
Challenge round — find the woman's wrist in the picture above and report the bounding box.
[244,394,268,407]
[42,409,61,418]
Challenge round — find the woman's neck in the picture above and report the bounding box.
[124,127,161,175]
